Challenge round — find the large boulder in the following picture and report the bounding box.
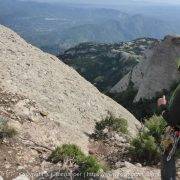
[110,35,180,102]
[0,25,140,152]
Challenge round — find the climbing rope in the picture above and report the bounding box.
[167,131,180,161]
[161,127,180,161]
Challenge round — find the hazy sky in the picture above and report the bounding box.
[22,0,180,4]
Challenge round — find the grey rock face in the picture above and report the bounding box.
[0,25,140,152]
[110,35,180,102]
[13,175,30,180]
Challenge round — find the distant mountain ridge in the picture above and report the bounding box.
[0,0,179,54]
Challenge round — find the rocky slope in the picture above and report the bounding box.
[0,25,142,178]
[110,35,180,102]
[59,38,157,92]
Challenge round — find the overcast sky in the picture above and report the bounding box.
[21,0,180,4]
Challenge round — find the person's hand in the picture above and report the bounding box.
[157,95,167,107]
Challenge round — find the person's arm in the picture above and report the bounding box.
[157,95,170,123]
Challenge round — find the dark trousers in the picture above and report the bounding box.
[161,152,176,180]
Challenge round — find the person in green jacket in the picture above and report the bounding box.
[158,58,180,126]
[158,58,180,180]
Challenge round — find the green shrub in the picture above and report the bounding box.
[0,117,17,139]
[93,115,128,140]
[145,115,167,143]
[129,115,166,165]
[48,144,85,164]
[97,115,128,133]
[48,144,102,173]
[79,155,102,173]
[0,125,17,138]
[129,131,161,164]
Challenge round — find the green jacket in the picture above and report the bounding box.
[164,84,180,126]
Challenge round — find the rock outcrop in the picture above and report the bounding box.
[110,35,180,101]
[0,24,140,153]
